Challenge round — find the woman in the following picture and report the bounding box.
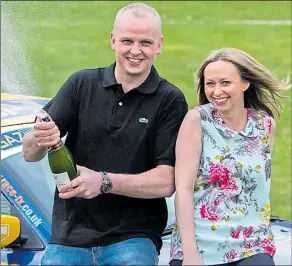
[170,48,289,266]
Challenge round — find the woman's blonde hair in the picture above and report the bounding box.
[196,48,290,117]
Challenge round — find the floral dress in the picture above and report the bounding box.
[170,103,276,265]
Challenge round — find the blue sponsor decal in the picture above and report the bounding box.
[1,128,32,151]
[1,168,51,243]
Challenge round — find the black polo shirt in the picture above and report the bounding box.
[44,62,188,252]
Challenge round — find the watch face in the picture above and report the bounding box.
[101,182,113,193]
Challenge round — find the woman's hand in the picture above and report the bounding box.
[183,254,205,265]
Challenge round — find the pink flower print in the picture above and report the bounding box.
[211,108,222,123]
[225,250,238,260]
[231,226,253,239]
[260,238,276,256]
[200,203,221,221]
[247,108,252,118]
[265,118,272,135]
[214,199,220,206]
[209,163,230,183]
[243,226,253,238]
[231,226,242,239]
[170,245,180,258]
[265,245,276,256]
[224,129,235,137]
[221,178,239,192]
[260,238,272,247]
[243,241,254,250]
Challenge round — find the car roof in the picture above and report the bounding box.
[1,93,50,127]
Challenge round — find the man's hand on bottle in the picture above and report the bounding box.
[58,166,103,199]
[34,118,60,148]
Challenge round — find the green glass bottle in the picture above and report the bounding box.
[38,112,77,191]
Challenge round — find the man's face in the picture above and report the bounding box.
[110,13,163,78]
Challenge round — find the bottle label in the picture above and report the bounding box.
[52,172,71,191]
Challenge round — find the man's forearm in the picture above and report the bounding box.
[22,131,48,162]
[109,165,175,199]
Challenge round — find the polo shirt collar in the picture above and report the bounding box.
[103,62,118,88]
[103,62,160,94]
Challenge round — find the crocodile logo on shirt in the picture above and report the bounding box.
[139,118,148,123]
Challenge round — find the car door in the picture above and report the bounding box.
[1,151,54,265]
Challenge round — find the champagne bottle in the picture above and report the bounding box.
[37,111,77,191]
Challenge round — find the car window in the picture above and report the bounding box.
[2,152,55,223]
[1,193,45,250]
[1,193,11,214]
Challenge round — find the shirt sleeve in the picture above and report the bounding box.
[154,94,188,167]
[41,73,79,138]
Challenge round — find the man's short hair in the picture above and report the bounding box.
[113,3,162,35]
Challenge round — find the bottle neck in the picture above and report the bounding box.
[48,141,64,152]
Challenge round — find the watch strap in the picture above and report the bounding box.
[100,171,113,194]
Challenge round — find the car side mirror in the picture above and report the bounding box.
[1,214,21,248]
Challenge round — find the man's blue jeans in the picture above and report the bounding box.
[40,237,158,265]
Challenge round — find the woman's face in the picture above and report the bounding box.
[203,60,249,113]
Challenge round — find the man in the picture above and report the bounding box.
[23,3,188,265]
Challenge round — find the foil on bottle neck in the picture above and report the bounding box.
[37,111,63,152]
[48,141,64,152]
[37,111,52,122]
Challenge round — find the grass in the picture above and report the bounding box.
[1,1,291,220]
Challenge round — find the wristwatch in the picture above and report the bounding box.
[100,171,113,194]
